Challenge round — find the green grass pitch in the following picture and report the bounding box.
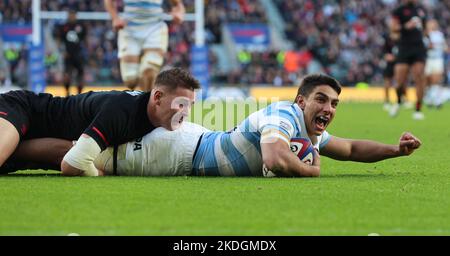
[1,101,449,235]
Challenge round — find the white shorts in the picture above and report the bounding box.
[118,21,169,58]
[425,58,444,76]
[95,122,209,176]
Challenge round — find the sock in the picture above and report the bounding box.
[64,84,70,96]
[416,101,422,112]
[396,87,403,104]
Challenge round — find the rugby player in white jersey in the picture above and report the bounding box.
[424,19,448,108]
[104,0,185,91]
[93,74,420,177]
[2,74,422,177]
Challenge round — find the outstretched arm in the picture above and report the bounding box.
[320,132,421,162]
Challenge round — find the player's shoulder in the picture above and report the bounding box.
[265,101,294,112]
[102,90,148,99]
[264,101,299,118]
[122,90,147,96]
[262,101,302,130]
[86,90,148,107]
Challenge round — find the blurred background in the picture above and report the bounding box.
[0,0,449,98]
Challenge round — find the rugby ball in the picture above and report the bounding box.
[290,137,314,165]
[262,137,315,177]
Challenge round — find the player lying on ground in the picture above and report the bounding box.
[1,74,422,177]
[0,68,199,176]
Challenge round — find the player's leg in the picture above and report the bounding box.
[411,61,426,119]
[383,62,394,111]
[139,22,168,92]
[383,76,393,111]
[1,138,72,173]
[118,29,141,90]
[428,59,445,108]
[0,92,30,168]
[11,138,73,169]
[75,58,85,95]
[394,64,409,104]
[120,56,140,90]
[391,62,409,116]
[63,57,73,96]
[424,59,433,107]
[411,45,428,119]
[0,118,20,168]
[139,49,164,92]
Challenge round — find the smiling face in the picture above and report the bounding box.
[296,85,339,136]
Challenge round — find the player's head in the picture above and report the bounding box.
[294,74,341,136]
[150,68,200,131]
[426,19,439,31]
[68,9,77,23]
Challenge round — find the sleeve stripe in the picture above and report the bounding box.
[261,129,290,145]
[262,117,293,137]
[92,126,109,146]
[320,135,331,148]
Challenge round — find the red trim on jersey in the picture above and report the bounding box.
[92,127,109,146]
[0,111,8,116]
[21,124,28,135]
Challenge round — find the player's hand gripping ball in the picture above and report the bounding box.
[263,138,315,177]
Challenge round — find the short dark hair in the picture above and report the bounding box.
[155,68,201,91]
[295,73,342,99]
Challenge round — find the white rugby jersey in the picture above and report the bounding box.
[427,30,447,59]
[192,101,332,176]
[123,0,164,25]
[94,122,207,176]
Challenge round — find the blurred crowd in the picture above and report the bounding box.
[272,0,450,86]
[1,0,450,87]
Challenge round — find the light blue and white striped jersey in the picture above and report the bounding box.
[427,30,446,59]
[192,101,331,176]
[123,0,164,25]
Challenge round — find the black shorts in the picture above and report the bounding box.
[383,61,395,78]
[395,45,427,65]
[64,56,84,77]
[0,90,34,138]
